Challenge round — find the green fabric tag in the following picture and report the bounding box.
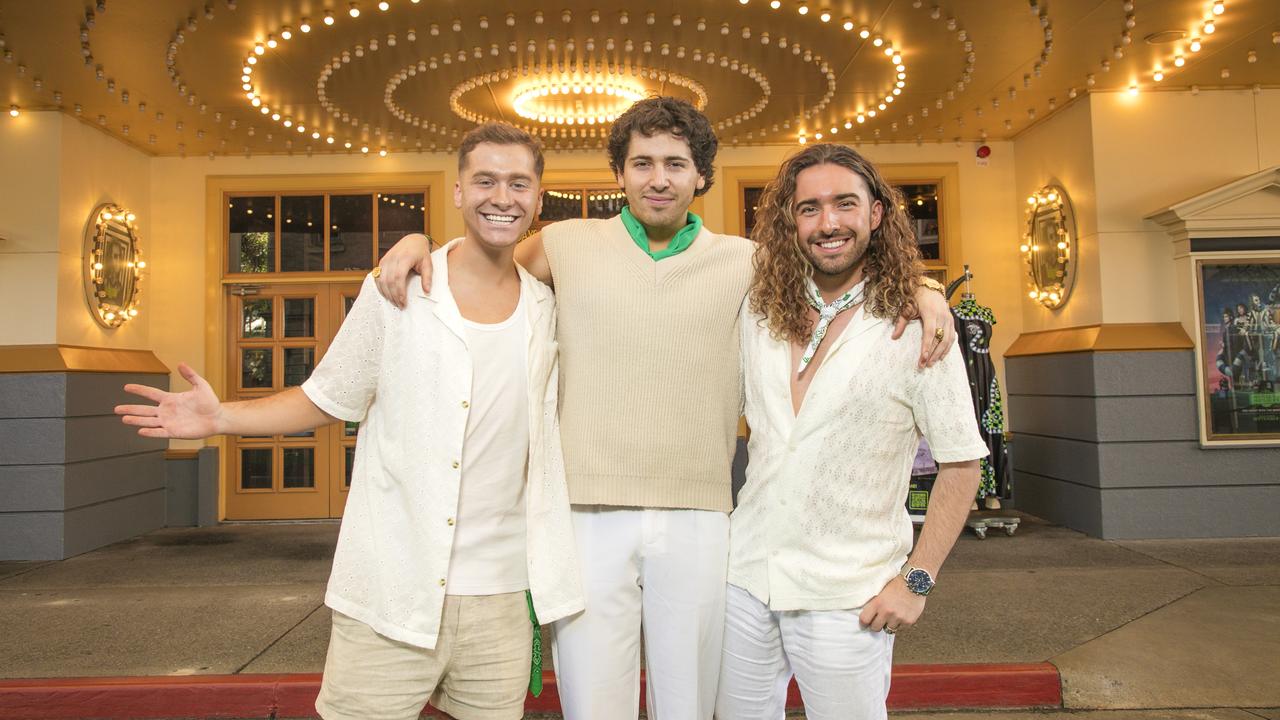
[620,206,702,261]
[526,590,542,697]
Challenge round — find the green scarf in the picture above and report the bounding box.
[620,206,702,260]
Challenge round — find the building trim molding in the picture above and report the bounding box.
[1004,323,1193,357]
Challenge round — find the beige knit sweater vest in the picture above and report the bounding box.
[543,216,753,512]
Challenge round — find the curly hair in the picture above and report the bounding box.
[608,97,718,196]
[749,143,924,344]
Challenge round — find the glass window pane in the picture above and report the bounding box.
[280,195,325,272]
[241,299,272,338]
[283,429,315,438]
[330,194,374,271]
[240,448,273,490]
[377,192,427,259]
[241,348,273,389]
[540,189,582,223]
[344,295,356,316]
[282,447,315,488]
[344,446,355,487]
[283,347,315,387]
[896,183,941,261]
[284,298,315,337]
[344,421,359,437]
[742,186,765,239]
[586,190,625,219]
[228,196,276,273]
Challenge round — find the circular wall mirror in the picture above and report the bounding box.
[1021,185,1077,309]
[83,203,145,328]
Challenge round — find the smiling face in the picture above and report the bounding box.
[792,162,884,285]
[454,141,542,251]
[615,130,706,238]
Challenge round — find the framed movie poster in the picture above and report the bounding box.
[1194,257,1280,445]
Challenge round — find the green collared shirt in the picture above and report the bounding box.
[620,206,703,261]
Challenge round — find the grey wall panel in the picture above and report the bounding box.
[1099,485,1280,539]
[1097,441,1280,489]
[1008,395,1098,440]
[1009,395,1198,442]
[0,465,64,511]
[63,416,166,463]
[1091,351,1196,397]
[0,512,63,561]
[61,488,166,558]
[1006,354,1096,397]
[1010,434,1101,487]
[64,372,169,418]
[165,456,199,527]
[1094,395,1198,442]
[0,418,66,464]
[0,374,66,419]
[1011,471,1104,537]
[1006,351,1195,398]
[63,453,166,510]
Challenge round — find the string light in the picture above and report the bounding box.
[323,9,335,24]
[349,2,360,18]
[8,105,17,117]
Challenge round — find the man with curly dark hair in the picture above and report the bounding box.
[373,100,957,720]
[718,143,987,720]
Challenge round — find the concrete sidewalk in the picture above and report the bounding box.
[1,512,1277,718]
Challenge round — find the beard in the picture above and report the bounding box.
[803,232,870,277]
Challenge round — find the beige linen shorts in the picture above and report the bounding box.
[315,592,533,720]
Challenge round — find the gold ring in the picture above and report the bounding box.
[371,266,382,279]
[933,327,945,341]
[885,626,897,635]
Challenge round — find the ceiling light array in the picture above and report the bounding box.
[1144,1,1231,87]
[510,79,649,126]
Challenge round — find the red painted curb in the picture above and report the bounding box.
[0,663,1060,718]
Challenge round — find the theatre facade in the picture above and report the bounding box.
[2,0,1279,560]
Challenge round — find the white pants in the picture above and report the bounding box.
[715,584,894,720]
[550,506,730,720]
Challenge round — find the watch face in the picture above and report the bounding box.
[905,568,934,595]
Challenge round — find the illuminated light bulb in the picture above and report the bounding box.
[379,147,387,156]
[246,55,257,64]
[867,109,877,117]
[361,145,369,153]
[312,131,320,139]
[798,3,808,14]
[94,261,105,270]
[819,10,831,22]
[349,3,360,18]
[324,10,335,25]
[126,213,136,222]
[814,132,822,139]
[8,105,17,117]
[1029,290,1039,299]
[1128,83,1139,95]
[104,312,116,321]
[137,261,146,269]
[1153,70,1164,81]
[859,26,870,39]
[856,114,865,123]
[1057,241,1067,250]
[872,35,884,47]
[266,36,277,48]
[129,308,139,317]
[344,141,352,148]
[770,0,781,8]
[326,136,335,144]
[1027,196,1038,205]
[1190,37,1202,51]
[1020,244,1030,253]
[283,119,292,127]
[254,43,265,55]
[1212,0,1224,15]
[271,113,280,121]
[1174,55,1185,67]
[379,0,390,9]
[251,97,261,107]
[842,18,853,30]
[300,19,311,32]
[1047,192,1058,202]
[844,120,853,129]
[102,211,114,221]
[281,27,292,40]
[1203,20,1214,34]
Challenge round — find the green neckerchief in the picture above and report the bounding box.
[526,590,543,696]
[620,206,702,261]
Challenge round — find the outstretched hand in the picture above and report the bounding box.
[374,233,434,309]
[892,284,956,368]
[116,362,223,439]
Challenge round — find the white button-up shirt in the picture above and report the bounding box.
[302,241,583,649]
[729,303,988,612]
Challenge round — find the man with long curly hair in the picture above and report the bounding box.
[718,143,988,720]
[373,100,957,720]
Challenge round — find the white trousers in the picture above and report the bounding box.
[550,506,730,720]
[715,584,894,720]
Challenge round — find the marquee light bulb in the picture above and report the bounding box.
[300,18,311,32]
[379,1,390,9]
[8,105,18,117]
[1190,37,1202,51]
[797,3,808,15]
[349,3,360,18]
[323,10,335,25]
[1212,0,1224,15]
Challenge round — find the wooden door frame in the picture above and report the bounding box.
[205,172,445,520]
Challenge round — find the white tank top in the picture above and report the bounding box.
[446,291,530,595]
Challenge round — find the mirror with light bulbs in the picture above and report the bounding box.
[83,203,145,328]
[1021,185,1077,310]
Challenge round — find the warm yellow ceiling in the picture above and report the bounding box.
[1,0,1277,157]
